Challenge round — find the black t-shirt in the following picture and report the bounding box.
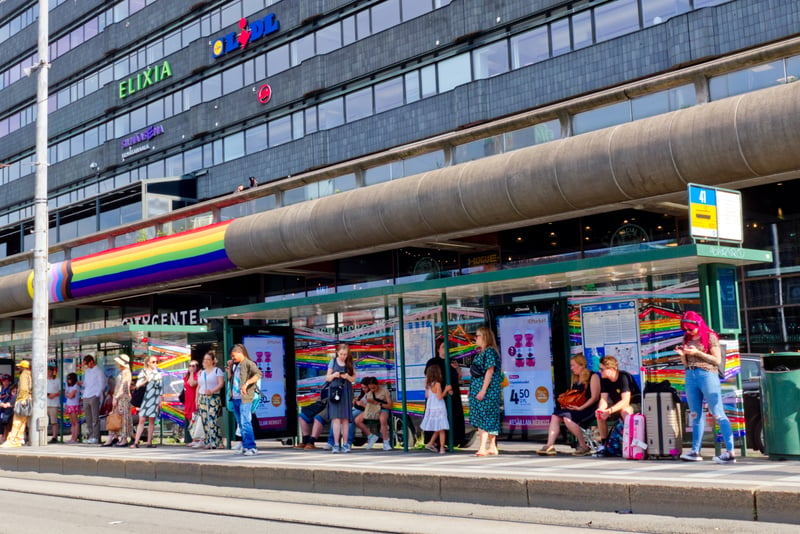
[600,370,641,406]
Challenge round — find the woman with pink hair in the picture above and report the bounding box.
[674,311,735,464]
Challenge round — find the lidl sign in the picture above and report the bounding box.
[212,14,279,59]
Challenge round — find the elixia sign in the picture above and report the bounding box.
[212,14,279,59]
[119,61,173,99]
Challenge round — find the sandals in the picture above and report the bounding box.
[537,445,557,456]
[424,444,438,453]
[572,445,592,456]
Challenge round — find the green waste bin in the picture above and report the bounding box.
[761,353,800,460]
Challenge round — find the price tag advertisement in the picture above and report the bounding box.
[497,314,554,429]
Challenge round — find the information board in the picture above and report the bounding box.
[580,300,641,382]
[689,184,743,243]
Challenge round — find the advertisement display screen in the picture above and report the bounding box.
[234,326,297,439]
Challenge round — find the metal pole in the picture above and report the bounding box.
[441,292,453,452]
[31,0,51,448]
[397,298,408,452]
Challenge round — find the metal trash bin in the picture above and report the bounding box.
[761,353,800,460]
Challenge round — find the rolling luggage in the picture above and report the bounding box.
[622,413,647,460]
[643,389,682,459]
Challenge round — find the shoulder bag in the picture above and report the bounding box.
[556,388,587,409]
[131,384,146,408]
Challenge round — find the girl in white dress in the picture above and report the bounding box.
[420,365,452,454]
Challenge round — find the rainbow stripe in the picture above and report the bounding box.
[50,221,235,301]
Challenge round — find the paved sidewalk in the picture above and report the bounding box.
[0,440,798,524]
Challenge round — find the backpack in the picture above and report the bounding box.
[604,419,624,457]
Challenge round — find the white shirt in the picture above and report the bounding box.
[83,365,105,399]
[197,368,223,395]
[46,378,60,407]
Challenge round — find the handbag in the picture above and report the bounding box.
[190,413,205,441]
[131,385,146,408]
[557,388,587,408]
[330,381,344,403]
[106,411,123,432]
[13,399,32,417]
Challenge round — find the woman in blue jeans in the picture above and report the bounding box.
[675,311,735,464]
[228,344,262,456]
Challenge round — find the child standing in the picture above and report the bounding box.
[420,365,452,454]
[64,373,81,443]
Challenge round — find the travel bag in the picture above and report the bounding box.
[622,412,647,460]
[643,389,683,459]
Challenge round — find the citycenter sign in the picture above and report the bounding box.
[212,14,279,59]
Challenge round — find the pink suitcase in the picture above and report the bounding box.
[622,413,647,460]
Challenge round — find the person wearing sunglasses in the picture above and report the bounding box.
[182,360,200,446]
[674,310,735,464]
[130,356,163,448]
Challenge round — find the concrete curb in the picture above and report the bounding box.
[0,452,796,525]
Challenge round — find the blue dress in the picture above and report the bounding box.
[469,347,503,434]
[327,358,354,421]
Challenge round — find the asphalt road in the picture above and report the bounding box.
[1,471,798,534]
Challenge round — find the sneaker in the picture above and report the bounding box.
[87,438,99,444]
[232,442,243,451]
[366,434,379,449]
[191,441,203,448]
[713,451,736,464]
[383,441,392,451]
[680,450,703,462]
[321,442,333,450]
[331,445,340,454]
[242,448,257,456]
[341,445,351,453]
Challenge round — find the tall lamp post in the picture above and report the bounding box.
[30,0,50,447]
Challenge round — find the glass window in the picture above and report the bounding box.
[421,64,437,97]
[85,17,99,41]
[405,71,420,103]
[473,40,509,79]
[291,34,315,66]
[147,40,163,65]
[334,173,357,193]
[786,55,800,83]
[283,187,305,206]
[222,64,243,95]
[316,23,341,55]
[202,73,222,101]
[268,116,292,146]
[594,0,640,43]
[402,0,431,21]
[147,99,164,123]
[403,150,444,175]
[165,153,183,176]
[184,147,202,172]
[267,44,290,76]
[182,20,200,46]
[70,135,84,155]
[572,11,593,50]
[305,107,318,134]
[503,119,561,151]
[345,87,373,122]
[550,18,571,57]
[454,136,502,164]
[357,10,371,40]
[99,207,121,231]
[292,111,304,140]
[255,54,266,80]
[163,32,181,56]
[342,16,356,46]
[709,60,784,100]
[631,84,695,120]
[223,131,245,162]
[510,27,549,69]
[437,53,471,92]
[115,114,130,138]
[318,98,344,130]
[114,56,129,80]
[221,3,241,28]
[572,101,631,135]
[374,77,404,113]
[365,162,403,186]
[371,0,400,34]
[643,0,691,27]
[69,26,84,49]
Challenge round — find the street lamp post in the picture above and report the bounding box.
[30,0,50,447]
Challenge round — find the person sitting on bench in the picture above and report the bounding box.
[595,356,641,454]
[354,377,392,450]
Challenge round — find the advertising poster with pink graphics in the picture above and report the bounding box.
[497,314,554,427]
[243,334,287,430]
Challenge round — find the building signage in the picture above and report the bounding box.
[258,83,272,104]
[119,61,173,99]
[122,307,209,326]
[121,124,164,160]
[212,14,279,59]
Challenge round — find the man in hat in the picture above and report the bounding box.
[82,355,105,444]
[1,360,31,448]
